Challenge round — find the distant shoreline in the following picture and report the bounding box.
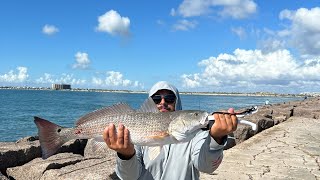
[0,86,310,97]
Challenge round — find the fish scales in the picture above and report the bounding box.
[34,97,209,159]
[75,112,172,140]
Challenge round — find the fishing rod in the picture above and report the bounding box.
[203,106,258,131]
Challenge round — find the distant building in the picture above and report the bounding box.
[52,84,71,90]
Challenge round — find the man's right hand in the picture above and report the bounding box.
[103,123,135,159]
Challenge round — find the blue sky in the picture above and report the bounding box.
[0,0,320,94]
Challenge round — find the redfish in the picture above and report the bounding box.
[34,97,209,159]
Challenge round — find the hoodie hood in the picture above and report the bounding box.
[148,81,182,110]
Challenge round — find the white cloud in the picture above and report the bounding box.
[258,38,286,53]
[217,0,257,19]
[176,0,213,17]
[279,7,320,58]
[30,70,142,89]
[35,73,55,84]
[0,67,29,83]
[181,73,202,88]
[42,24,59,35]
[172,19,197,31]
[92,77,103,86]
[176,0,257,19]
[35,73,86,85]
[72,52,91,70]
[92,71,142,88]
[181,48,320,93]
[105,71,126,86]
[231,26,247,40]
[96,10,130,37]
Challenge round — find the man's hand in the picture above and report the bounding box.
[210,108,238,144]
[103,123,135,159]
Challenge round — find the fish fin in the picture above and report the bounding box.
[148,146,162,161]
[34,116,69,159]
[171,132,187,141]
[76,103,134,125]
[90,137,108,152]
[137,97,159,113]
[171,129,200,142]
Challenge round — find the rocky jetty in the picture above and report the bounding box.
[1,97,319,180]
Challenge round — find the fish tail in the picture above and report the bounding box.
[34,116,69,159]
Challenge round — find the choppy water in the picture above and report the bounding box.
[0,89,302,142]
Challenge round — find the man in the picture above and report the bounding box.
[103,81,237,180]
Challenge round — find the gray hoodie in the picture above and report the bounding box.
[115,81,225,180]
[148,81,182,111]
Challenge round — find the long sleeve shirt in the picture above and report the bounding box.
[115,130,225,180]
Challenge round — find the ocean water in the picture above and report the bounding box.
[0,89,302,142]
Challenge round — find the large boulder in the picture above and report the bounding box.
[0,136,87,177]
[230,97,320,146]
[0,136,41,172]
[6,153,119,180]
[40,157,119,180]
[7,153,83,179]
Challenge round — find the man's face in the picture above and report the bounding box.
[151,89,176,112]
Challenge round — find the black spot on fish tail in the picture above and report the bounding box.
[34,116,69,159]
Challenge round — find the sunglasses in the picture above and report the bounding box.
[151,94,176,104]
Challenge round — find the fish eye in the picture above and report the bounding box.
[57,129,61,133]
[194,112,198,116]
